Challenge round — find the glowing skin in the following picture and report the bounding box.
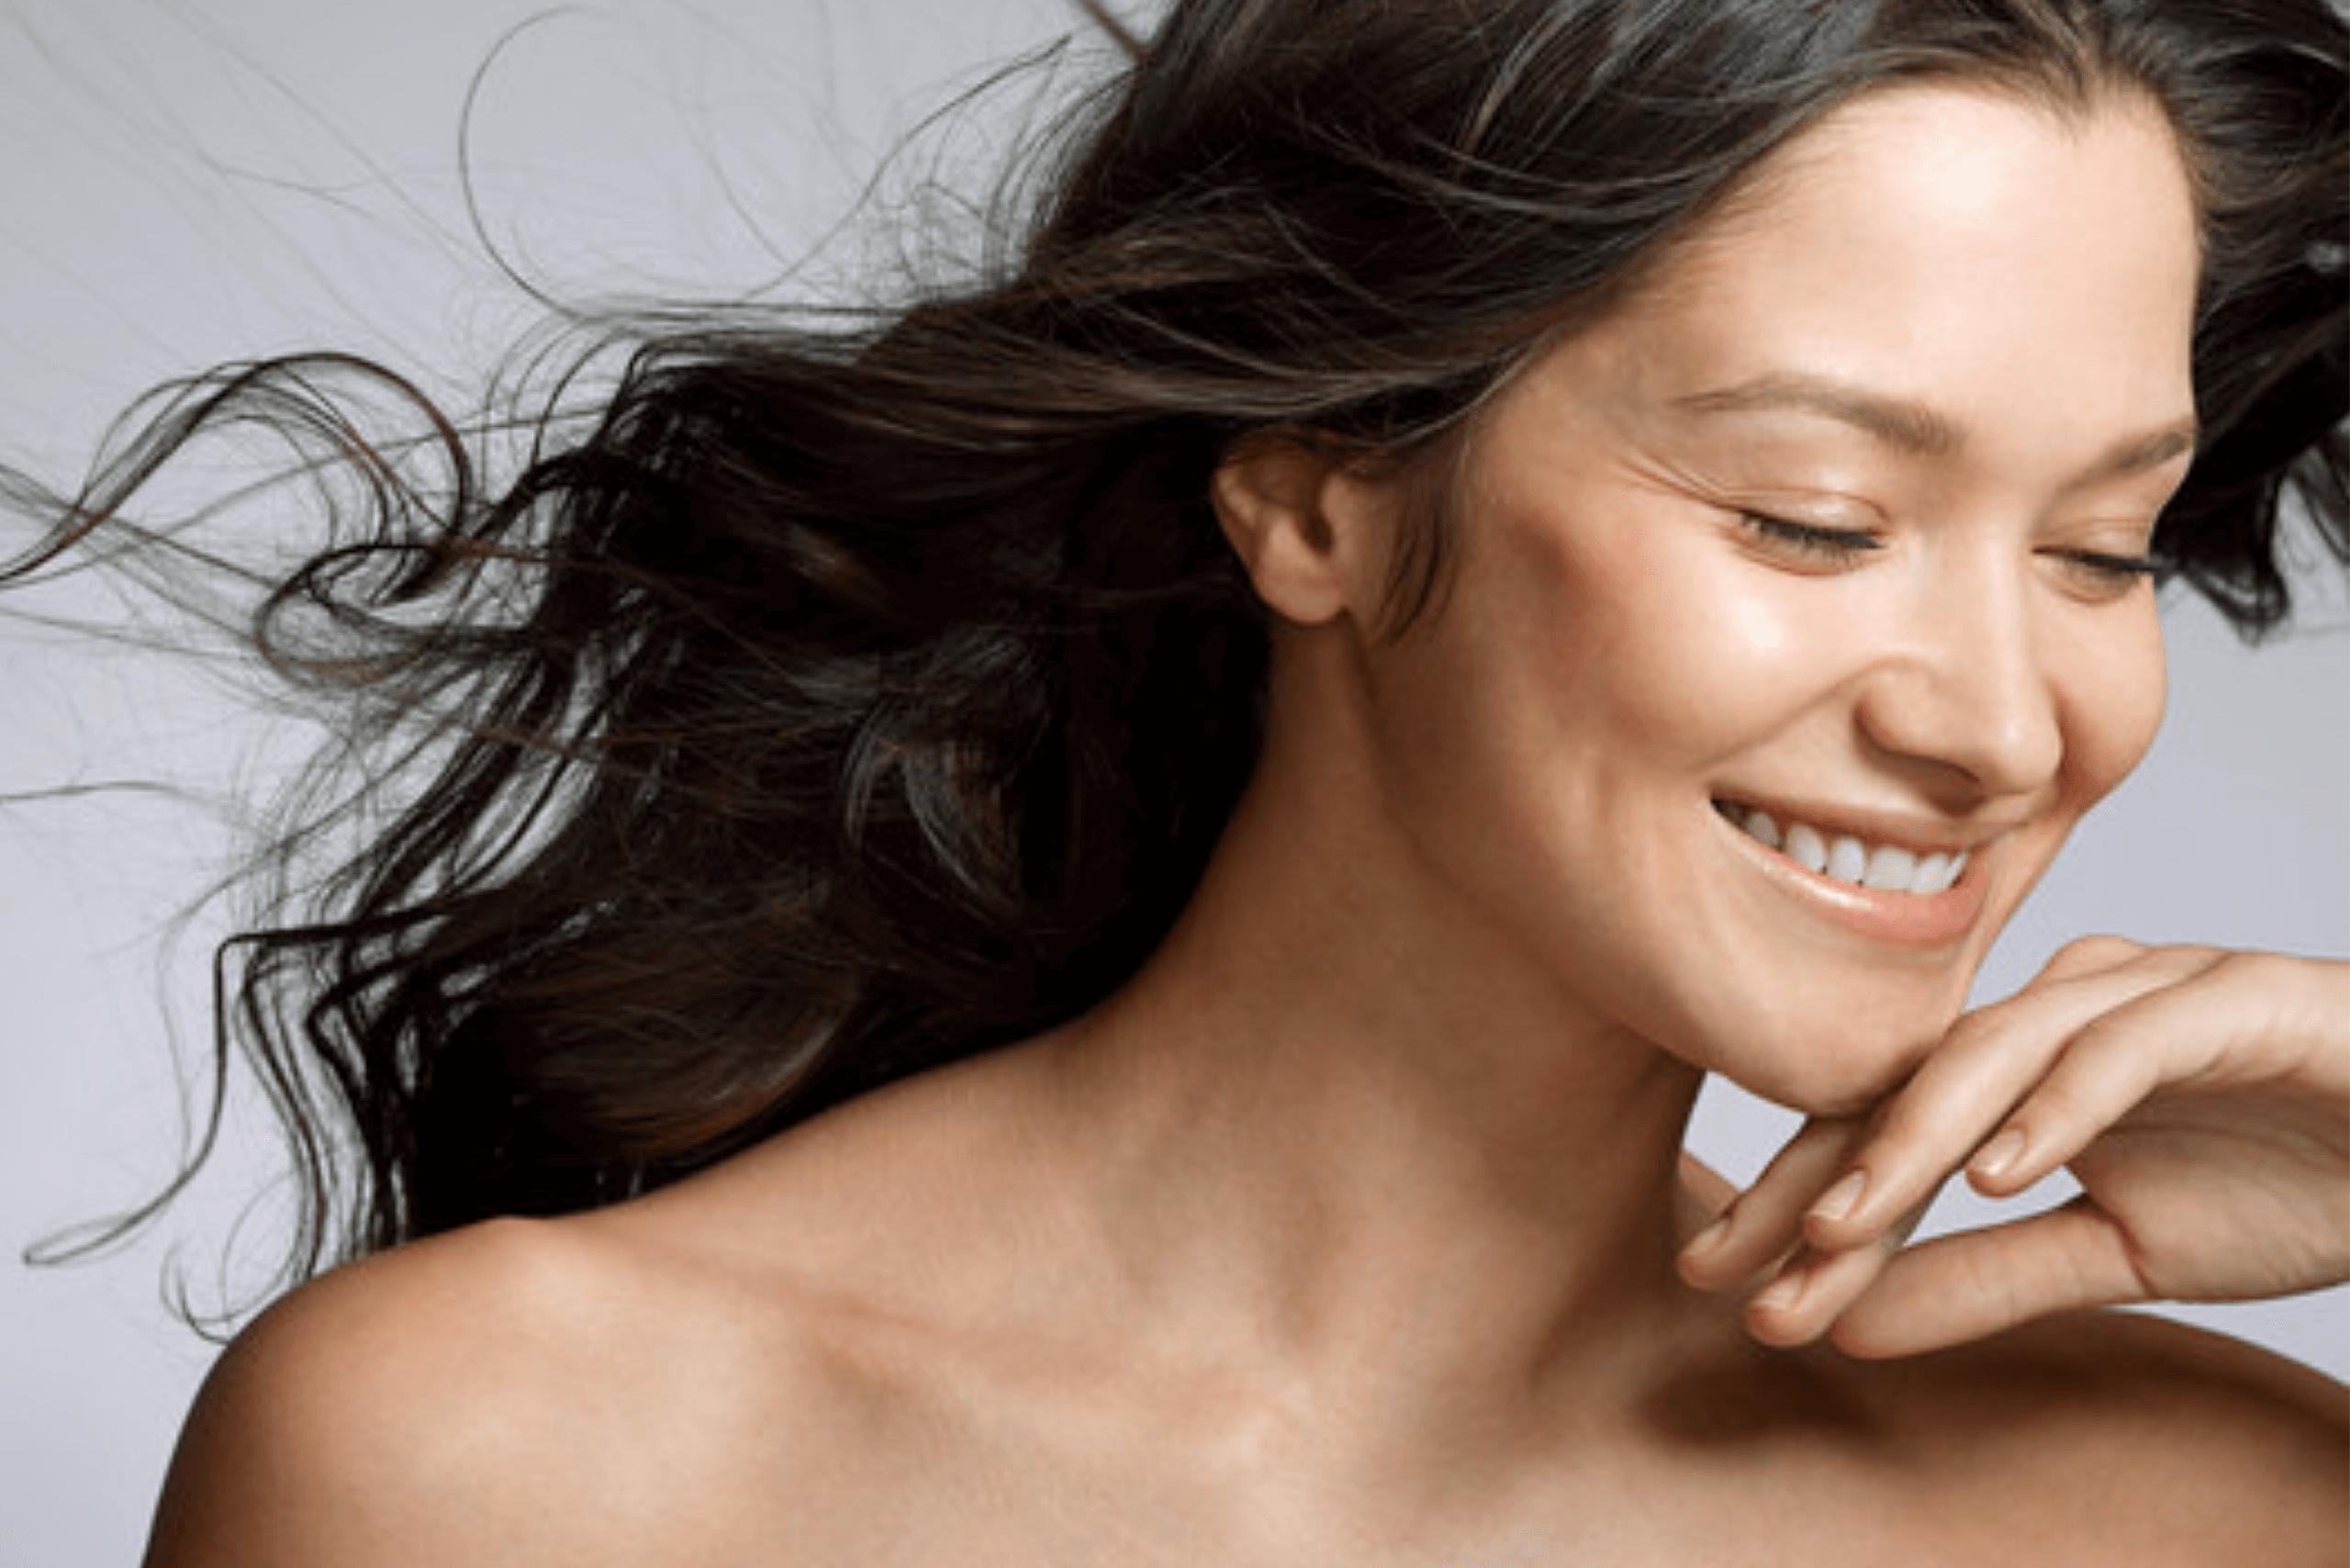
[150,84,2349,1568]
[1320,86,2197,1114]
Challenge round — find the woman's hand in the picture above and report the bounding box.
[1676,937,2350,1357]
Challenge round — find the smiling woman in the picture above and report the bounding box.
[4,1,2347,1563]
[1270,84,2199,1122]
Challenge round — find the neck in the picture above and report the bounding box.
[1033,689,1727,1463]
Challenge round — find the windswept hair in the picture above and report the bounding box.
[9,0,2346,1313]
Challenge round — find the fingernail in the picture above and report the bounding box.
[1974,1127,2028,1181]
[1808,1170,1867,1226]
[1752,1267,1807,1316]
[1681,1214,1732,1260]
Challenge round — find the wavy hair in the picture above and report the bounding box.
[10,0,2345,1310]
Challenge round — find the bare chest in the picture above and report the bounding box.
[632,1403,2172,1568]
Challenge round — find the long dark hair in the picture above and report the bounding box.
[10,0,2346,1311]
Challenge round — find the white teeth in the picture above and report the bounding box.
[1863,844,1919,891]
[1783,822,1830,875]
[1717,800,1967,898]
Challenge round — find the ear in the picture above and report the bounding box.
[1210,436,1384,626]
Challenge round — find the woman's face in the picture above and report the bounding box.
[1343,84,2199,1111]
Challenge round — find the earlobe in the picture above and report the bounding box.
[1210,438,1366,626]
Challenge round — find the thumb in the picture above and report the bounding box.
[1825,1197,2149,1359]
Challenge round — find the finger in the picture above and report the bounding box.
[1800,948,2213,1254]
[1677,1116,1858,1291]
[1964,984,2212,1198]
[2031,933,2149,983]
[1742,1199,1928,1348]
[1822,1197,2146,1359]
[1677,1149,1739,1216]
[1967,950,2336,1197]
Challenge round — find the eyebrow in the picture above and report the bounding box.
[1673,373,2199,476]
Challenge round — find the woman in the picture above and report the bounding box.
[11,0,2344,1560]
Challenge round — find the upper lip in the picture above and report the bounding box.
[1711,791,2014,859]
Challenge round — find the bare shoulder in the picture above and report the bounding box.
[139,1050,1132,1565]
[146,1219,673,1564]
[141,1209,877,1566]
[1854,1310,2346,1565]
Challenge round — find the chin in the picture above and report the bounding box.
[1695,999,1959,1119]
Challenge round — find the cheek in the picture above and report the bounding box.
[2055,608,2166,806]
[1544,525,1830,753]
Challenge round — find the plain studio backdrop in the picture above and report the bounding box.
[1,2,2343,1561]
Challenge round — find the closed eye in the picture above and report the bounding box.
[2049,546,2161,599]
[1739,513,1883,567]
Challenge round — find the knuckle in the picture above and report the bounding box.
[2020,1070,2093,1128]
[1845,1092,1933,1175]
[2151,943,2226,980]
[2210,947,2288,991]
[1958,1248,2034,1336]
[1929,1005,2012,1065]
[2045,934,2143,977]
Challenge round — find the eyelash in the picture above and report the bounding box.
[1739,513,1881,565]
[1740,514,2163,592]
[2054,549,2162,591]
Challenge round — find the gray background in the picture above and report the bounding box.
[2,2,2342,1561]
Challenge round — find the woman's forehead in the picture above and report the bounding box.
[1581,84,2200,416]
[1451,83,2204,504]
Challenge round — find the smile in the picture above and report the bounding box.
[1710,799,1967,896]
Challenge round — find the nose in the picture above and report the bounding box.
[1853,563,2064,801]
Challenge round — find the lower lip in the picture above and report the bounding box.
[1714,811,1987,947]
